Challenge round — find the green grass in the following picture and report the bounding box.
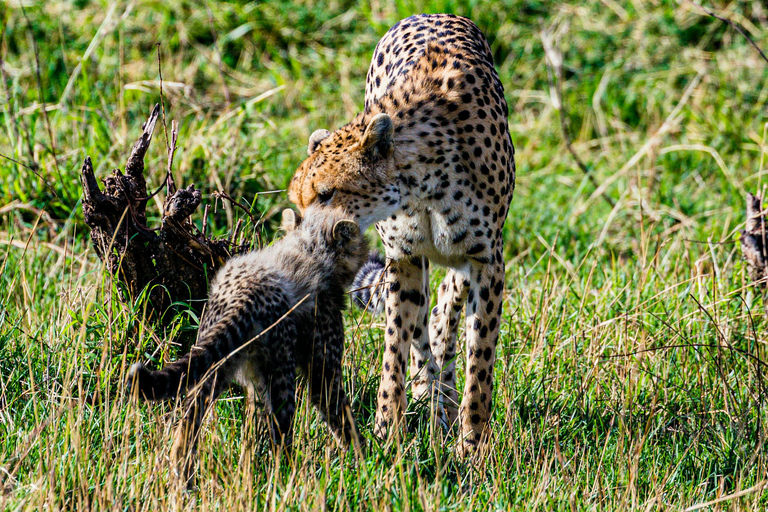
[2,0,768,509]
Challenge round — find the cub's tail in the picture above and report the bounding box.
[126,346,221,401]
[351,251,386,315]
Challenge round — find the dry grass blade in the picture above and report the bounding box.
[541,26,616,209]
[683,480,768,511]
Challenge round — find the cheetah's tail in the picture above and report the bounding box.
[351,251,386,316]
[126,347,217,401]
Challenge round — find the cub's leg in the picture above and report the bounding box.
[305,310,363,455]
[374,257,427,439]
[429,267,470,426]
[264,356,297,452]
[457,252,505,457]
[236,359,267,450]
[171,371,230,488]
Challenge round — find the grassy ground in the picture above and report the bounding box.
[1,0,768,509]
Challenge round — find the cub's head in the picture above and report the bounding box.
[288,113,401,231]
[281,206,369,288]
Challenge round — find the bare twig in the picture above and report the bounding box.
[166,120,179,195]
[0,152,34,171]
[684,0,768,66]
[202,204,210,234]
[540,28,616,209]
[213,191,259,228]
[132,47,178,204]
[0,152,59,200]
[230,218,243,246]
[156,43,171,154]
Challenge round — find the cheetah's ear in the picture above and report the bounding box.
[360,113,393,158]
[281,208,300,231]
[332,219,360,244]
[308,129,332,155]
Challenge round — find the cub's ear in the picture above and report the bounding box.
[308,129,332,155]
[281,208,300,231]
[360,113,393,158]
[332,219,360,244]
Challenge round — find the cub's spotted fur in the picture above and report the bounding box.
[127,206,367,482]
[289,14,514,456]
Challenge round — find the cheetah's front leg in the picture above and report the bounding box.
[429,268,470,426]
[374,257,426,439]
[407,257,446,427]
[457,254,504,458]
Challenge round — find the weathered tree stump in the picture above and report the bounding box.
[80,104,246,321]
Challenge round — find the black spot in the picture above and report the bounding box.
[468,244,485,255]
[400,289,423,306]
[452,231,468,243]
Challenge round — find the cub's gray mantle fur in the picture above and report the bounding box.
[127,205,367,482]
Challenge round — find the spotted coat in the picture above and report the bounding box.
[289,14,515,456]
[127,206,367,483]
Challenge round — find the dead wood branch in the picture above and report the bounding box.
[81,104,248,321]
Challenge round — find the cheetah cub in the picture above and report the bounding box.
[127,205,367,483]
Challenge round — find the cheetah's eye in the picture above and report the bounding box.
[317,189,335,205]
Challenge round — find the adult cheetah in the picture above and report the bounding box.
[289,13,514,456]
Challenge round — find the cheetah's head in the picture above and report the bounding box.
[288,113,401,231]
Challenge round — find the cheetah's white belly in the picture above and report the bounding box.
[375,201,484,268]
